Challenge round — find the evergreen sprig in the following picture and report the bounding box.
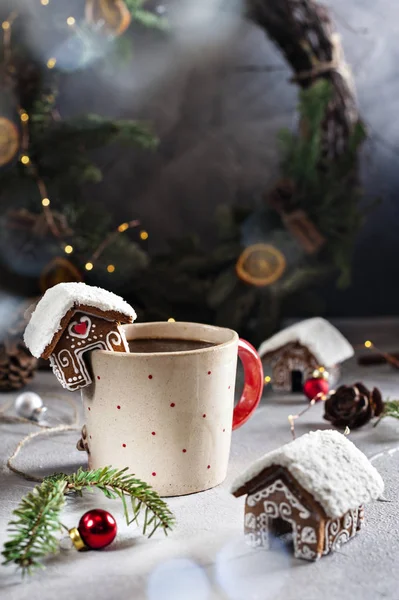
[383,400,399,420]
[2,479,68,575]
[374,399,399,427]
[2,467,175,575]
[125,0,168,30]
[278,79,367,287]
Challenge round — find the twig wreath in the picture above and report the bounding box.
[128,0,368,346]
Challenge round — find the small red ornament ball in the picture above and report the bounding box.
[303,377,329,402]
[78,509,117,549]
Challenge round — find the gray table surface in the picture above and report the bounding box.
[1,318,399,600]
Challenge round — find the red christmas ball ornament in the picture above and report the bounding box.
[303,369,329,402]
[69,509,117,550]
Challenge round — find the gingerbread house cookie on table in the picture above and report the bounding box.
[24,282,136,391]
[258,317,354,392]
[231,430,383,561]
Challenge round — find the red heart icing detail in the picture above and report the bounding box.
[74,322,87,335]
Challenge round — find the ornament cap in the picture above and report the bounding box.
[68,527,86,551]
[312,368,329,380]
[32,406,48,421]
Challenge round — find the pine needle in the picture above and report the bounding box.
[2,467,174,575]
[374,399,399,427]
[2,479,67,575]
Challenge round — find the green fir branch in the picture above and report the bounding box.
[2,467,175,575]
[2,479,68,575]
[277,79,366,285]
[132,9,168,30]
[374,400,399,427]
[61,466,175,535]
[125,0,169,30]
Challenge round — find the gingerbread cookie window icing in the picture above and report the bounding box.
[231,430,384,561]
[24,282,136,391]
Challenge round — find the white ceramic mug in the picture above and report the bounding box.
[82,321,263,496]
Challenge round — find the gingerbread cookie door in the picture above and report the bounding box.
[50,311,128,391]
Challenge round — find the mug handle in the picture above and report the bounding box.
[232,338,264,430]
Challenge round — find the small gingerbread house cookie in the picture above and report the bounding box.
[24,282,136,391]
[231,430,383,561]
[258,318,354,392]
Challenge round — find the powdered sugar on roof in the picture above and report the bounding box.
[24,282,136,358]
[231,430,384,518]
[258,317,354,366]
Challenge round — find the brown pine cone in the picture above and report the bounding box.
[323,382,384,429]
[0,300,38,391]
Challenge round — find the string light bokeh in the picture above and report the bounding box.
[1,2,149,277]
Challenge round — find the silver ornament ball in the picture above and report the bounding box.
[15,392,47,421]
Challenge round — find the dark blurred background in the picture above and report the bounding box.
[63,1,399,317]
[0,0,398,317]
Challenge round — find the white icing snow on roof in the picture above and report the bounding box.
[257,317,354,366]
[24,282,136,358]
[231,430,384,518]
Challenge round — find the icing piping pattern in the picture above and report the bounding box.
[245,478,317,558]
[50,324,128,391]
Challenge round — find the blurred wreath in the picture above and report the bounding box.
[123,0,370,345]
[0,0,372,348]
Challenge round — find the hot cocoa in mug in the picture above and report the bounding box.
[82,321,264,496]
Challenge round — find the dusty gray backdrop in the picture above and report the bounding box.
[55,0,399,315]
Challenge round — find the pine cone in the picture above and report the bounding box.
[0,300,38,391]
[323,382,384,429]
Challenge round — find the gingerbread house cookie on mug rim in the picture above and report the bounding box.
[24,282,136,391]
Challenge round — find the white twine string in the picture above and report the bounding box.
[1,394,81,483]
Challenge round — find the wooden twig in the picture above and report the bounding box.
[89,219,140,263]
[246,0,360,160]
[3,395,80,482]
[288,397,318,439]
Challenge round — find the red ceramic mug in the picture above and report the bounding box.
[82,322,264,496]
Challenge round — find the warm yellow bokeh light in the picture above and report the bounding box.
[41,0,49,5]
[41,198,50,207]
[264,376,271,383]
[2,21,10,30]
[64,245,73,254]
[20,112,29,122]
[85,262,94,271]
[118,222,129,232]
[47,58,57,69]
[20,155,30,165]
[318,366,325,372]
[67,16,76,26]
[140,230,149,240]
[107,264,115,273]
[364,340,373,348]
[167,318,176,323]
